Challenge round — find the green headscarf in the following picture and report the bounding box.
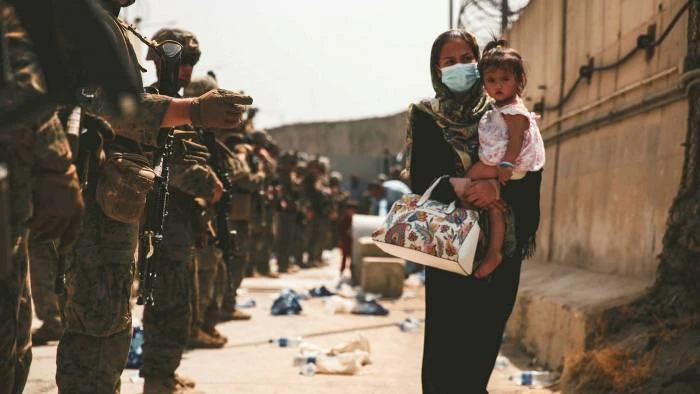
[404,30,491,177]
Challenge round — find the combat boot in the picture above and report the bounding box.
[218,308,251,322]
[201,324,228,343]
[31,320,64,346]
[187,328,226,349]
[174,374,196,388]
[143,375,201,394]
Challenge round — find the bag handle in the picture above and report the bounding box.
[417,175,451,206]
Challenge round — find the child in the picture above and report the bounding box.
[338,199,359,276]
[466,40,545,278]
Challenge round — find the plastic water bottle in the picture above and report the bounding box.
[510,371,551,386]
[269,336,303,348]
[299,361,317,377]
[399,317,421,332]
[495,355,510,370]
[126,323,144,369]
[293,355,318,366]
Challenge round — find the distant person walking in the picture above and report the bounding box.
[367,178,411,215]
[405,30,542,393]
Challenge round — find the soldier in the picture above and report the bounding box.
[182,75,232,348]
[248,130,278,278]
[219,132,266,321]
[303,157,331,267]
[292,154,310,267]
[139,27,228,392]
[55,2,252,393]
[275,151,300,273]
[0,2,89,392]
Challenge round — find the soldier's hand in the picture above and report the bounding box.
[235,144,254,155]
[208,178,224,205]
[29,165,84,249]
[190,89,253,129]
[173,139,210,165]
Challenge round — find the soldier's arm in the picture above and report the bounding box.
[169,161,222,203]
[84,92,169,147]
[0,4,73,174]
[0,3,50,140]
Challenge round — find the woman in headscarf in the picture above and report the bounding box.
[405,30,542,393]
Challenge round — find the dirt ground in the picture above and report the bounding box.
[25,251,559,394]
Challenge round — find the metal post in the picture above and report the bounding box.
[501,0,509,34]
[449,0,454,29]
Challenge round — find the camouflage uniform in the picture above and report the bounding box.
[28,238,63,345]
[183,76,228,347]
[0,3,77,392]
[304,159,331,266]
[220,133,264,319]
[275,152,299,273]
[249,131,276,277]
[194,244,225,335]
[292,157,310,266]
[139,28,222,386]
[140,156,219,381]
[55,7,172,393]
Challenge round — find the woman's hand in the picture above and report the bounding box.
[449,177,470,198]
[497,166,513,185]
[465,179,505,211]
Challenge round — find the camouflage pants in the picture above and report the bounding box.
[221,220,249,312]
[140,206,195,379]
[195,244,225,329]
[28,238,62,329]
[0,228,32,394]
[250,224,270,275]
[307,216,328,263]
[292,216,307,266]
[276,212,296,272]
[0,142,33,394]
[57,200,137,394]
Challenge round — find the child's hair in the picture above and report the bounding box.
[479,39,527,96]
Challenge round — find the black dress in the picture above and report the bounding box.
[410,109,542,394]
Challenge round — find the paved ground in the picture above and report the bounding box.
[25,251,558,394]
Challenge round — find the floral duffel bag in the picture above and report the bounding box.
[371,176,480,276]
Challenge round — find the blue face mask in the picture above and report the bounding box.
[440,63,480,93]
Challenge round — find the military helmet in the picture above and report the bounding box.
[146,28,201,65]
[278,151,298,167]
[330,171,343,183]
[184,75,218,98]
[250,130,270,146]
[329,171,343,187]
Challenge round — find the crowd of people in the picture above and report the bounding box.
[0,2,414,393]
[2,0,547,393]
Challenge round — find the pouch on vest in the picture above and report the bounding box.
[96,152,155,224]
[229,192,252,221]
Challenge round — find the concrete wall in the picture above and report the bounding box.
[506,0,689,281]
[268,112,408,181]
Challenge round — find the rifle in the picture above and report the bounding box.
[199,130,239,293]
[136,40,182,306]
[53,90,99,295]
[0,15,9,89]
[0,164,10,278]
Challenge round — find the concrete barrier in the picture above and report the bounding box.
[506,261,650,369]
